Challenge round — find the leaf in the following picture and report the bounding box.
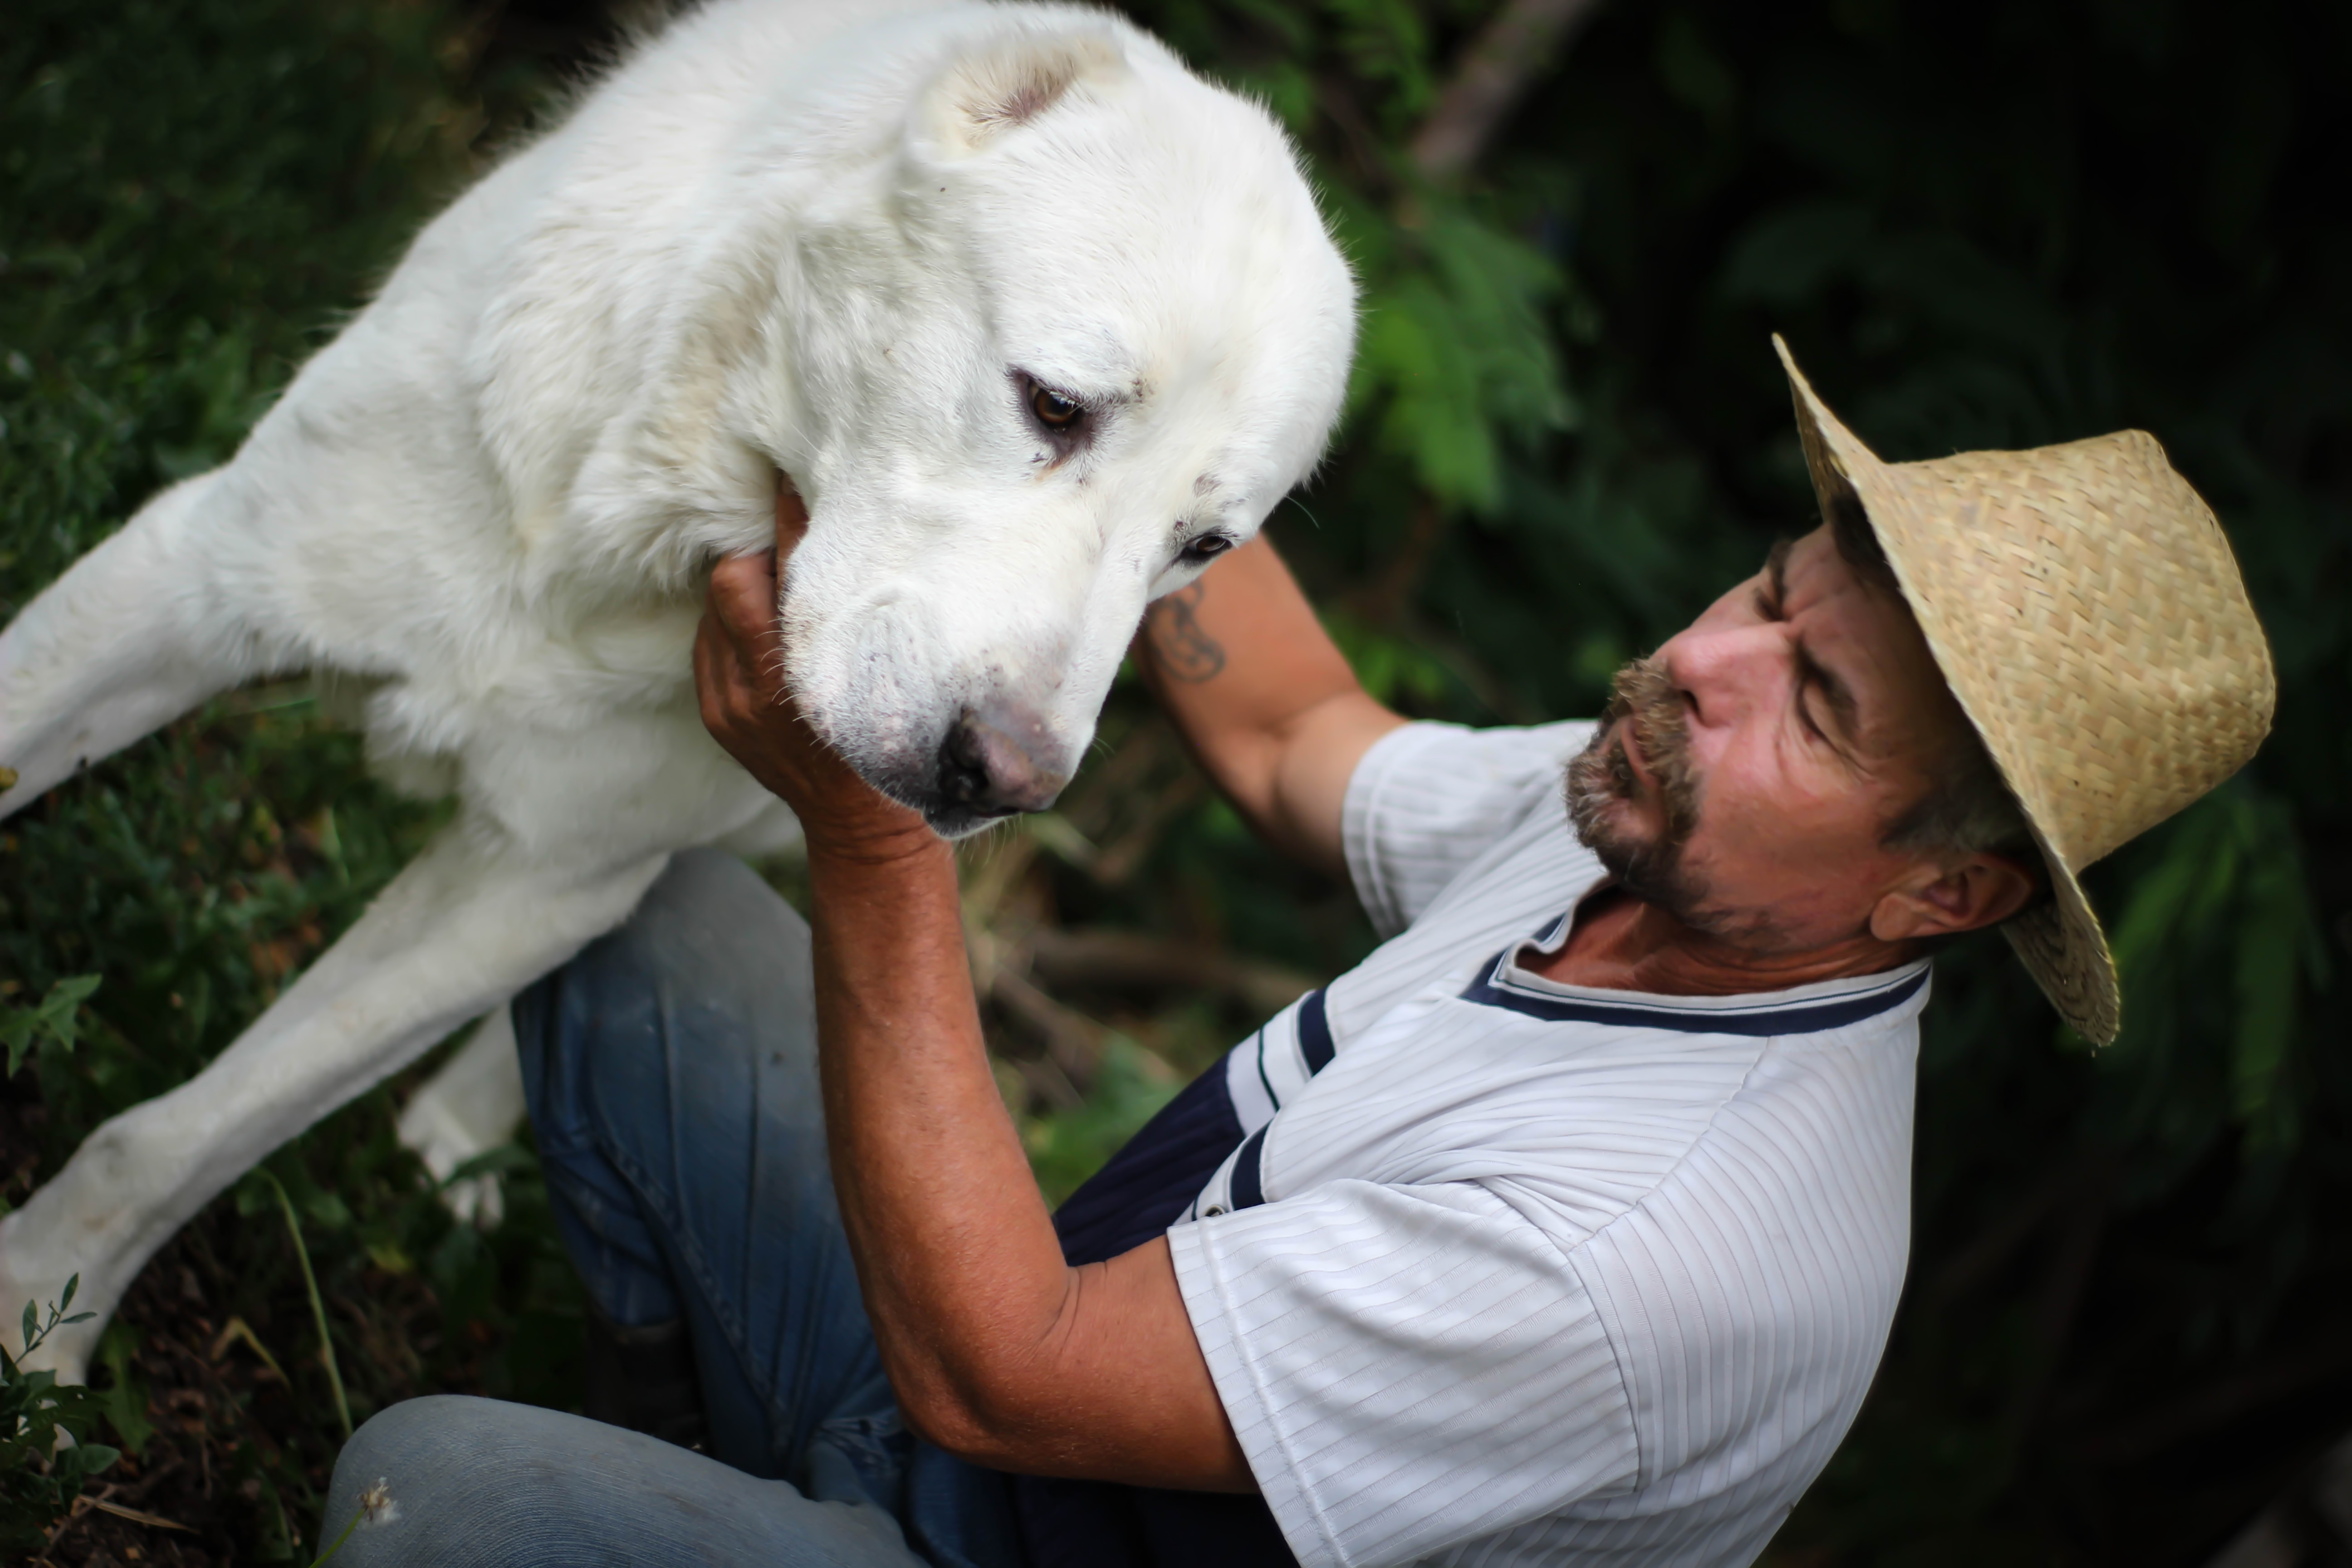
[2227,797,2321,1144]
[1,1019,32,1082]
[96,1322,153,1458]
[1,975,102,1077]
[1352,212,1568,514]
[2108,794,2230,1014]
[36,974,101,1056]
[1324,0,1434,124]
[63,1441,122,1487]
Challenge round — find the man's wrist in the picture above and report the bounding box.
[803,813,949,875]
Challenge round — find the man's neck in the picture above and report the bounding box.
[1524,885,1922,997]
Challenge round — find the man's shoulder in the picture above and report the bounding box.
[1313,954,1927,1265]
[1342,719,1598,941]
[1349,719,1599,838]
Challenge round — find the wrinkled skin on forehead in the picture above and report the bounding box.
[774,29,1356,836]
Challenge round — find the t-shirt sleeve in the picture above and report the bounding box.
[1169,1180,1640,1568]
[1342,719,1598,939]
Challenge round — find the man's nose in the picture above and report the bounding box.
[937,701,1068,816]
[1661,624,1780,729]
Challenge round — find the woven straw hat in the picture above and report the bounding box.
[1772,336,2274,1045]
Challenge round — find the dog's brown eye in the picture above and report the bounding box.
[1031,385,1083,429]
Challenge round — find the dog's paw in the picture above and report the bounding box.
[440,1171,507,1230]
[396,1090,511,1230]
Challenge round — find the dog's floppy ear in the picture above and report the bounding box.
[913,24,1128,158]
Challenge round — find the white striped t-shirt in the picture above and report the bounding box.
[1166,720,1928,1568]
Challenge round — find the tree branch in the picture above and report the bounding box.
[1408,0,1608,181]
[1025,928,1318,1020]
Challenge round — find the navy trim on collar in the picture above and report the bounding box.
[1462,950,1930,1037]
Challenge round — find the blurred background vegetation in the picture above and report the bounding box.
[2,0,2346,1562]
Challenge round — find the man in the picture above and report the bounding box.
[325,341,2272,1566]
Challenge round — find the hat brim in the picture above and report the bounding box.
[1772,335,2123,1045]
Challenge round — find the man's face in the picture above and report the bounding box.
[1567,526,1970,952]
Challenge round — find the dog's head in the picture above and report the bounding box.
[774,14,1355,837]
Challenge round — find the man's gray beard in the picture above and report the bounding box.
[1564,656,1719,931]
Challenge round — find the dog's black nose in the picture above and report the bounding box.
[938,705,1067,817]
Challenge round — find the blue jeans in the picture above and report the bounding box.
[323,850,1023,1566]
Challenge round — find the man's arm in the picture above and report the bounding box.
[695,519,1254,1492]
[1136,535,1406,877]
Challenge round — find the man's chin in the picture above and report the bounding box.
[1567,770,1706,925]
[1565,755,1651,857]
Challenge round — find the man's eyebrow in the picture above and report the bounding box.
[1758,536,1862,755]
[1759,537,1794,615]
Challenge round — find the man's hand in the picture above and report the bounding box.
[692,477,1252,1493]
[693,485,932,862]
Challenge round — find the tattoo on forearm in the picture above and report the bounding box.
[1146,582,1226,683]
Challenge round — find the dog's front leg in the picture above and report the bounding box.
[0,822,668,1382]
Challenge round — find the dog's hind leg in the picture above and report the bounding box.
[0,821,668,1382]
[0,470,273,817]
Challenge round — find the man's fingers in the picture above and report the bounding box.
[693,609,747,735]
[706,549,782,673]
[777,480,811,553]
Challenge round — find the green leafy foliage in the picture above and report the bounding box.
[2109,784,2329,1152]
[0,1276,118,1554]
[1348,199,1573,512]
[2,3,593,1554]
[1,974,98,1080]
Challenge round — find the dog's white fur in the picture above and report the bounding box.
[0,0,1353,1378]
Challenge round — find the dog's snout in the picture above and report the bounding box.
[937,704,1067,817]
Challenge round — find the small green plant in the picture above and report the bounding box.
[1,975,100,1080]
[0,1276,120,1556]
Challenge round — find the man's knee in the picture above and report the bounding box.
[326,1394,918,1567]
[323,1396,554,1566]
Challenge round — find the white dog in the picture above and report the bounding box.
[0,0,1354,1380]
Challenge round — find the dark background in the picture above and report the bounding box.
[2,0,2346,1561]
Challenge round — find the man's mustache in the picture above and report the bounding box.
[1595,656,1700,840]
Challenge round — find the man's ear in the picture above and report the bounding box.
[1868,852,2039,943]
[912,25,1128,160]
